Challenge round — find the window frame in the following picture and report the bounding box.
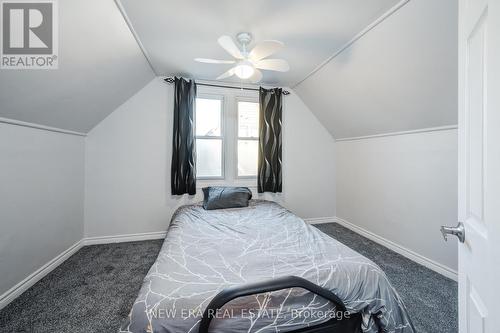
[234,96,260,179]
[195,85,259,187]
[194,93,225,181]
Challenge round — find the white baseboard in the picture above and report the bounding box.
[304,217,337,224]
[0,231,167,311]
[0,239,83,311]
[331,217,458,281]
[83,231,166,246]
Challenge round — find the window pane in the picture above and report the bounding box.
[196,139,222,178]
[238,140,258,177]
[238,101,259,138]
[196,98,221,136]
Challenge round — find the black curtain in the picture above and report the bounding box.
[171,77,197,195]
[258,87,282,193]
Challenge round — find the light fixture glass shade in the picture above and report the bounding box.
[234,61,255,79]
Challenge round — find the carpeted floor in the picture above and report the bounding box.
[314,223,458,333]
[0,240,163,333]
[0,223,457,333]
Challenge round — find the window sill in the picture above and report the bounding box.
[196,178,257,189]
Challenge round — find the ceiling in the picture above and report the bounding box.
[0,0,458,137]
[295,0,458,138]
[119,0,400,86]
[0,0,154,133]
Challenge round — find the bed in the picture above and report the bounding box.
[120,200,415,333]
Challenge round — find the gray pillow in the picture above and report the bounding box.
[202,186,253,210]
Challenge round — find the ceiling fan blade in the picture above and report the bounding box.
[249,69,263,83]
[217,36,243,59]
[216,66,236,80]
[248,40,284,61]
[254,59,290,72]
[195,58,235,64]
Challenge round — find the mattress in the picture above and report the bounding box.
[120,200,415,333]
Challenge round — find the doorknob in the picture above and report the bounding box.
[440,222,465,243]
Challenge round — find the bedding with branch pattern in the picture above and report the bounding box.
[120,200,415,333]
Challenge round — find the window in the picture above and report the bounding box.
[195,87,259,185]
[195,96,223,179]
[237,101,259,177]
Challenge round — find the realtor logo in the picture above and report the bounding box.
[1,0,58,69]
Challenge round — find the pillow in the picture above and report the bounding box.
[202,186,253,210]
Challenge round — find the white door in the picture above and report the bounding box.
[456,0,500,332]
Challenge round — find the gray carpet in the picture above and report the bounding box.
[0,223,457,333]
[0,240,163,333]
[314,223,458,333]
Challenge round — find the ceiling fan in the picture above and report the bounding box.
[195,32,290,83]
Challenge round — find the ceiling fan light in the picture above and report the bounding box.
[234,61,255,79]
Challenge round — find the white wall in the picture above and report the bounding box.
[336,129,458,271]
[0,124,85,296]
[84,78,336,238]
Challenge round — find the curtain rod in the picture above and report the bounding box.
[164,77,290,95]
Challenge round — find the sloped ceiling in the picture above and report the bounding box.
[294,0,458,139]
[0,0,458,137]
[119,0,399,86]
[0,0,154,133]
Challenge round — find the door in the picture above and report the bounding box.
[457,0,500,332]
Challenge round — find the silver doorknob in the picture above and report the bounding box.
[440,222,465,243]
